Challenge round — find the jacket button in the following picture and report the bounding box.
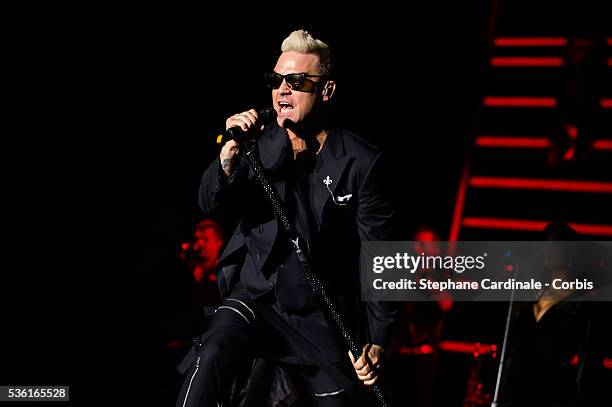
[212,184,218,192]
[259,226,264,233]
[279,264,285,270]
[256,253,261,261]
[269,281,275,287]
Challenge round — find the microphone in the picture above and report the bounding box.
[216,108,277,145]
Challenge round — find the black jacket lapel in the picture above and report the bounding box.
[257,122,290,173]
[244,123,289,271]
[313,129,351,229]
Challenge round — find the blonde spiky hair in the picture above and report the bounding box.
[281,29,333,76]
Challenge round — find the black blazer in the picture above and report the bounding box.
[199,122,397,346]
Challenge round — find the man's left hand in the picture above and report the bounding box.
[348,343,386,385]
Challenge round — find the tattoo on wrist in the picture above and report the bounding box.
[221,158,231,172]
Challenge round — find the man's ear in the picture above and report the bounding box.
[322,80,336,102]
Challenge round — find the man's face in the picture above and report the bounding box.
[194,228,223,261]
[272,51,323,128]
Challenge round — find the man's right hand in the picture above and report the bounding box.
[220,109,264,177]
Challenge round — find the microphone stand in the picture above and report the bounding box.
[491,265,518,407]
[242,138,392,407]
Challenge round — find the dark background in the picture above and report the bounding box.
[3,1,609,405]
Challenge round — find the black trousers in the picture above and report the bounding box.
[176,293,365,406]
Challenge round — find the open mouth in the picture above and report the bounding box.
[278,101,294,114]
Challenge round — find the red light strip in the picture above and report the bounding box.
[476,136,612,151]
[462,217,612,236]
[593,139,612,150]
[469,176,612,193]
[439,341,496,355]
[607,38,612,46]
[605,358,612,369]
[490,57,564,67]
[399,344,435,356]
[400,341,497,355]
[484,96,557,107]
[449,164,471,242]
[608,57,612,67]
[476,136,550,148]
[602,98,612,108]
[495,37,567,47]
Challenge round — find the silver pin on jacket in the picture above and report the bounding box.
[323,176,351,206]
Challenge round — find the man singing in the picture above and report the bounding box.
[177,29,397,406]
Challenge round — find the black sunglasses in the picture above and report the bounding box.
[264,72,325,92]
